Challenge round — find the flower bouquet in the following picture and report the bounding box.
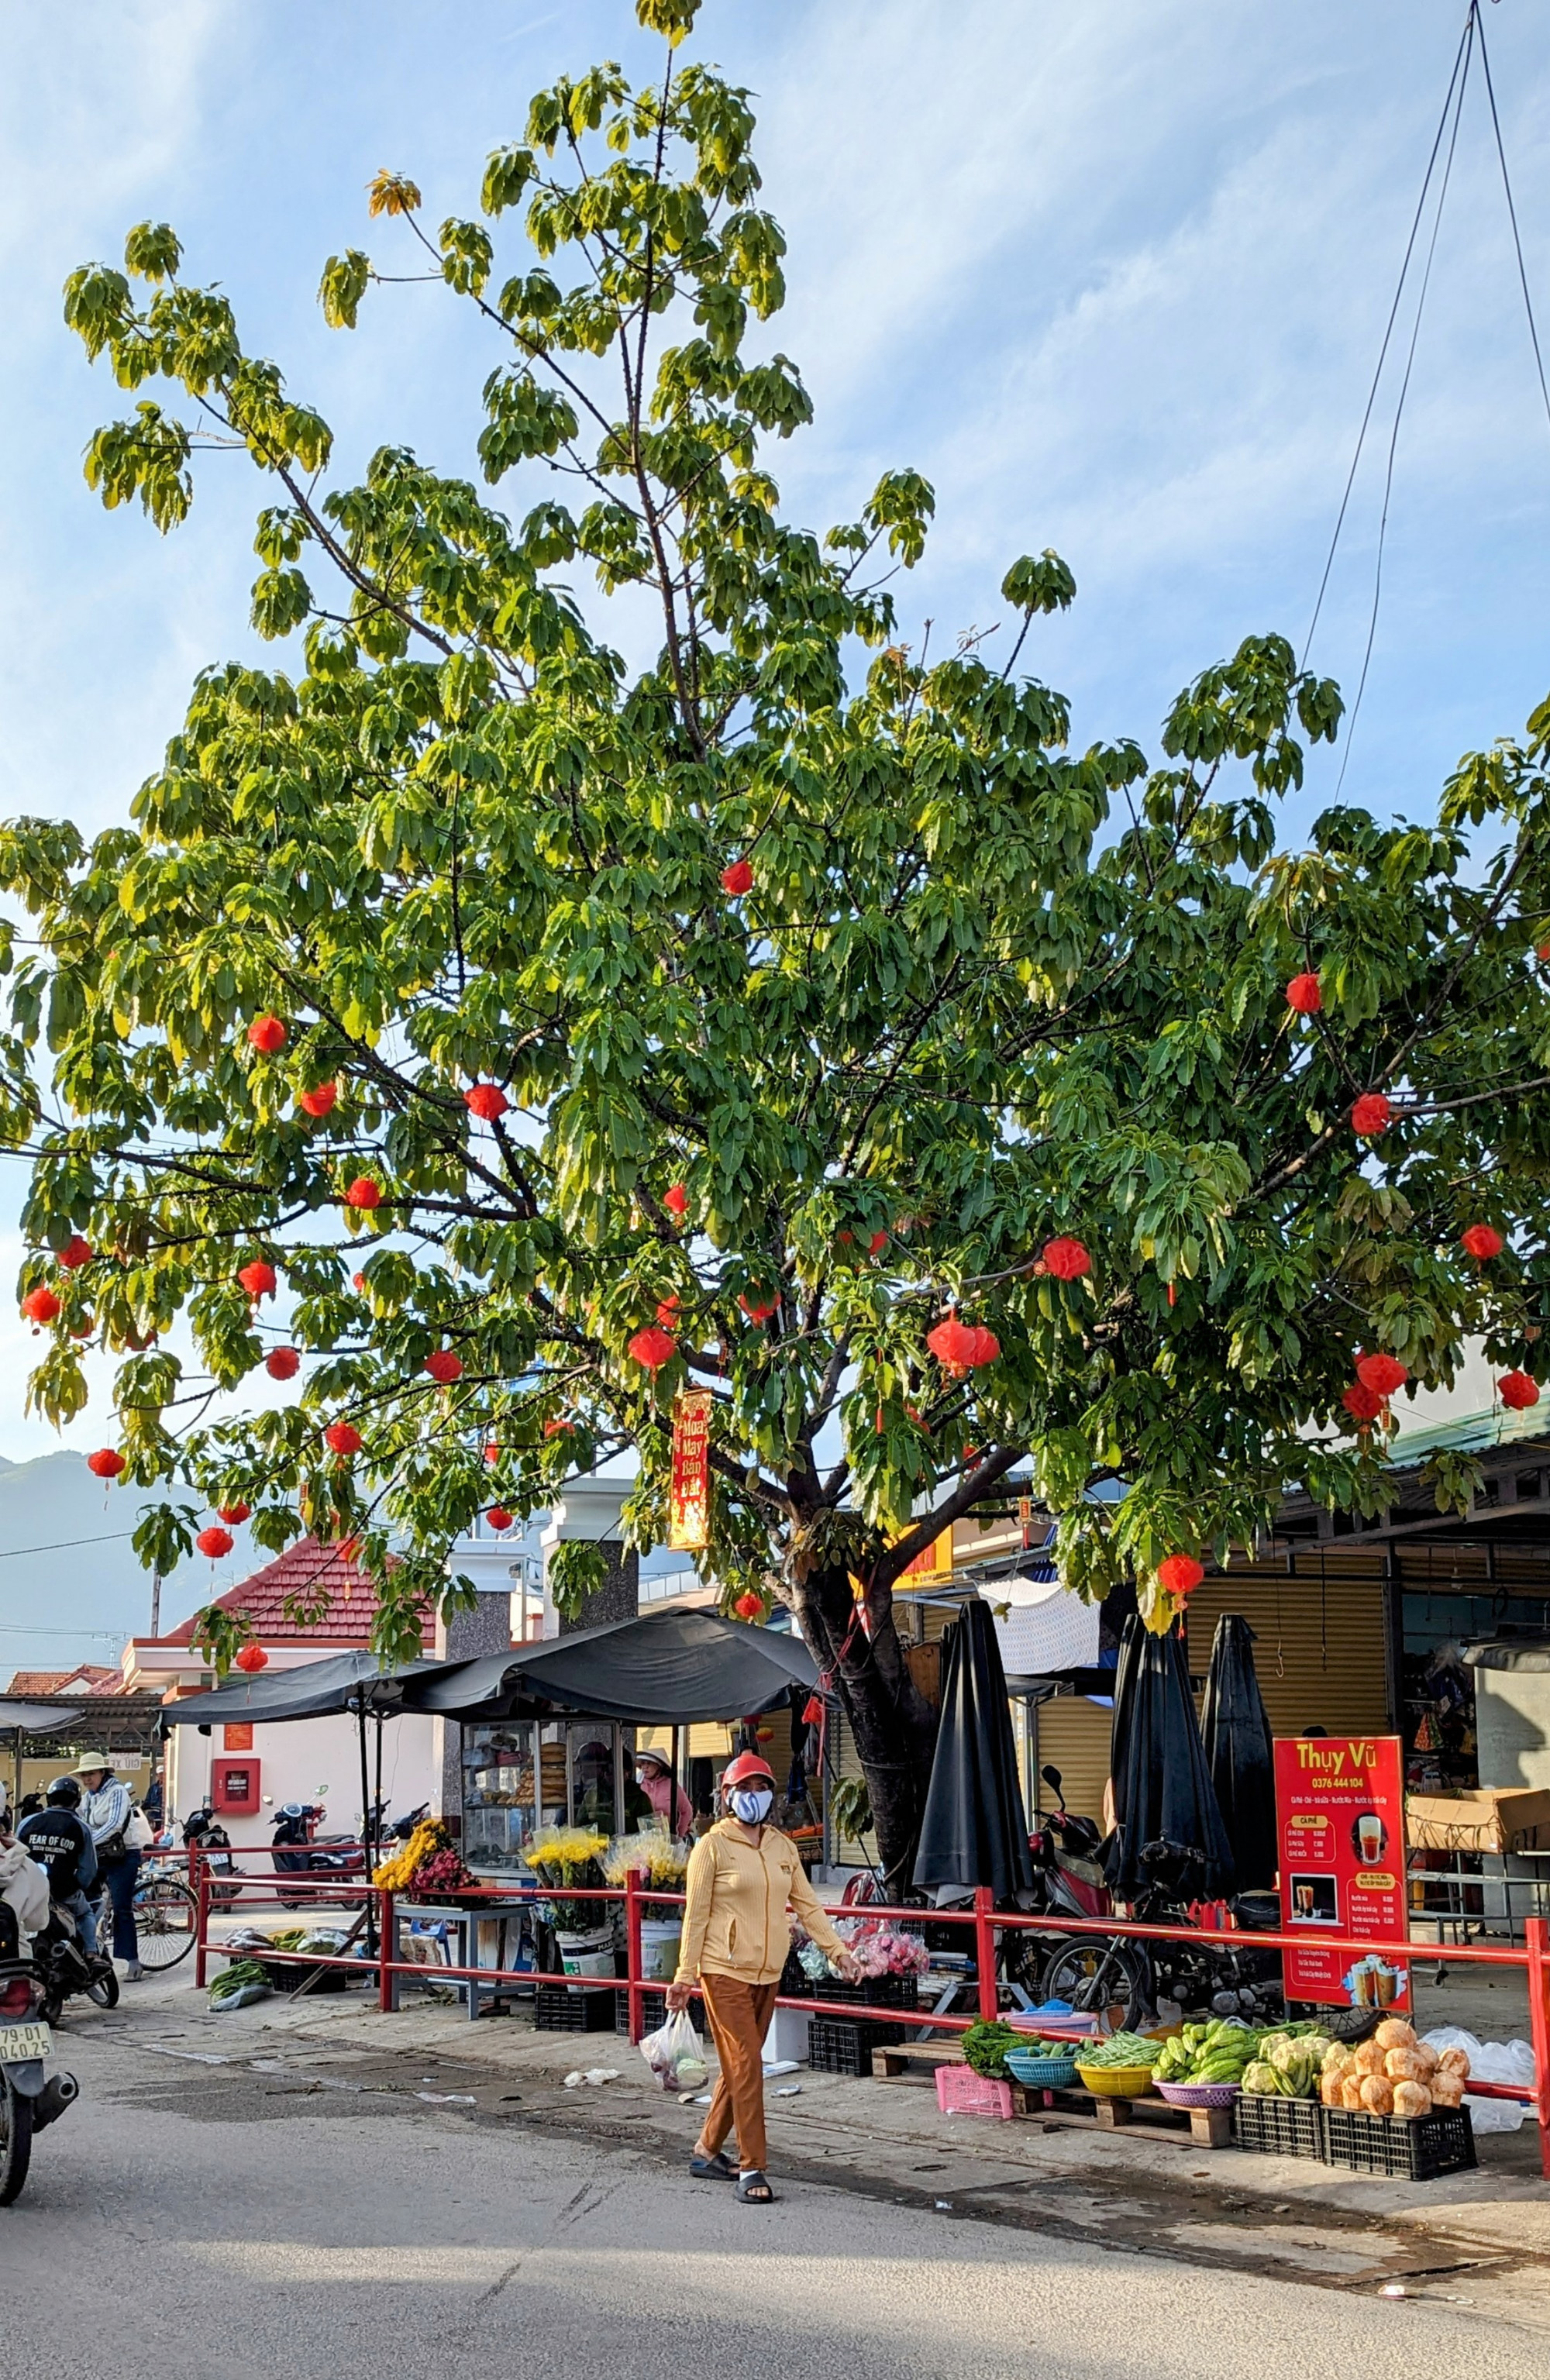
[604,1833,689,1900]
[529,1825,610,1933]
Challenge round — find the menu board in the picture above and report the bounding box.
[1273,1734,1410,2013]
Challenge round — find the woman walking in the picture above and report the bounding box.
[667,1750,859,2204]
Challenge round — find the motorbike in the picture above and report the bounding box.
[0,1900,78,2205]
[1034,1834,1284,2028]
[271,1805,367,1907]
[182,1807,239,1910]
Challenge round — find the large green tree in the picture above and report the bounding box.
[4,0,1548,1885]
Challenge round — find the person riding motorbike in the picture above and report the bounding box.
[16,1778,99,1955]
[75,1753,145,1981]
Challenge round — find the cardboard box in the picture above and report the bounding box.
[1405,1787,1550,1855]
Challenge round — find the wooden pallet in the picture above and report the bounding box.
[870,2043,1231,2147]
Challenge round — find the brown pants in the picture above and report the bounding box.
[697,1975,778,2172]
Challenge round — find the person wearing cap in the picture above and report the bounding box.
[634,1748,692,1836]
[667,1749,860,2204]
[75,1753,144,1980]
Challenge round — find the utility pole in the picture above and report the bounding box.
[150,1565,162,1639]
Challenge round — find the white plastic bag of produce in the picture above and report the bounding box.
[640,2009,709,2094]
[1421,2027,1534,2134]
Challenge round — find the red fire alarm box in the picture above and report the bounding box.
[212,1758,260,1814]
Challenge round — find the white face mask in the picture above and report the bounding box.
[728,1786,773,1824]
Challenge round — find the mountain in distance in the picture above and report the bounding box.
[0,1452,260,1683]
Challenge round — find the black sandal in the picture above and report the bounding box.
[735,2169,776,2204]
[690,2150,737,2180]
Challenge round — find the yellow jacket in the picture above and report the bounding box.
[673,1819,848,1987]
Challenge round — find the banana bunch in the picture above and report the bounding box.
[1153,2018,1260,2086]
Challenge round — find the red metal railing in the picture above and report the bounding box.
[192,1862,1550,2176]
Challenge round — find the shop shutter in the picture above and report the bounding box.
[1186,1561,1391,1742]
[1031,1696,1114,1826]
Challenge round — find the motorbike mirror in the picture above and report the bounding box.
[1040,1765,1063,1796]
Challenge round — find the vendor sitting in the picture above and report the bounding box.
[634,1748,692,1836]
[574,1739,652,1836]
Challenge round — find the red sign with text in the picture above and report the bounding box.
[1274,1734,1410,2013]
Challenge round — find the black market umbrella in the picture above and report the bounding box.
[399,1606,816,1726]
[1104,1615,1234,1903]
[912,1598,1035,1904]
[1200,1614,1277,1893]
[157,1649,439,1729]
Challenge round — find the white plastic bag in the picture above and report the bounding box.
[639,2008,709,2094]
[1421,2027,1536,2133]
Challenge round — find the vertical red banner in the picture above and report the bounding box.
[668,1389,711,1552]
[1274,1734,1410,2013]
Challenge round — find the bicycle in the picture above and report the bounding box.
[92,1865,199,1974]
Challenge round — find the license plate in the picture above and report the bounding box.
[0,2023,52,2061]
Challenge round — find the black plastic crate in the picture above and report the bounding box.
[808,2017,907,2076]
[615,1987,702,2037]
[1321,2104,1477,2182]
[1231,2094,1326,2162]
[797,1973,921,2012]
[533,1982,615,2033]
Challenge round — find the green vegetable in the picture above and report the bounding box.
[962,2020,1020,2079]
[1079,2031,1160,2070]
[1242,2060,1282,2096]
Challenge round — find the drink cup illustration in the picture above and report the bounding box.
[1357,1813,1384,1865]
[1295,1883,1314,1916]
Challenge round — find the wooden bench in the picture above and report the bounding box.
[870,2041,1231,2147]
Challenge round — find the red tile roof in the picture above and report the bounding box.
[160,1535,430,1648]
[5,1665,122,1696]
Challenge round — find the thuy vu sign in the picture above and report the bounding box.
[668,1389,711,1552]
[1274,1734,1410,2013]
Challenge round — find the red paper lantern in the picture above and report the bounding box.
[1350,1091,1392,1137]
[1157,1553,1204,1597]
[927,1311,999,1375]
[353,1272,367,1293]
[343,1177,383,1210]
[663,1183,689,1219]
[235,1644,269,1674]
[86,1448,126,1479]
[298,1083,337,1118]
[1500,1371,1541,1411]
[1285,972,1322,1014]
[1355,1352,1407,1397]
[801,1695,824,1726]
[733,1590,763,1621]
[484,1440,501,1462]
[425,1349,463,1383]
[1461,1224,1504,1262]
[656,1295,681,1328]
[20,1286,60,1324]
[266,1346,301,1380]
[1342,1382,1385,1424]
[486,1505,514,1532]
[216,1500,251,1525]
[324,1420,363,1456]
[196,1525,234,1559]
[739,1293,777,1324]
[58,1235,93,1270]
[869,1231,888,1255]
[542,1417,574,1438]
[238,1260,277,1300]
[629,1326,677,1371]
[1043,1236,1092,1281]
[247,1014,287,1054]
[721,858,753,897]
[463,1082,508,1122]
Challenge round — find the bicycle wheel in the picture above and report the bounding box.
[134,1878,198,1970]
[0,2077,33,2206]
[1039,1937,1145,2030]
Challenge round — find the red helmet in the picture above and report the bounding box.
[722,1751,776,1790]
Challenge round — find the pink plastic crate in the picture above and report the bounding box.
[935,2064,1016,2120]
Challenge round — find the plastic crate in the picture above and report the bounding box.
[1322,2104,1477,2182]
[808,2017,906,2075]
[533,1982,615,2033]
[1231,2094,1326,2162]
[615,1987,702,2037]
[808,1973,921,2011]
[935,2064,1017,2120]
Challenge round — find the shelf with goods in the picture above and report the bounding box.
[461,1719,569,1874]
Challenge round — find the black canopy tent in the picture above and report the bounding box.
[2,1699,81,1816]
[913,1597,1035,1904]
[1106,1615,1235,1903]
[397,1606,817,1724]
[1200,1615,1277,1893]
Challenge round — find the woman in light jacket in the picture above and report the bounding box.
[667,1749,859,2204]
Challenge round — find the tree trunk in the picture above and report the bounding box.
[790,1563,939,1897]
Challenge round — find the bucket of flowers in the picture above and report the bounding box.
[604,1833,691,1980]
[529,1826,613,1966]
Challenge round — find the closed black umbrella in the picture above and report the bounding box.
[1200,1614,1277,1892]
[1105,1616,1234,1902]
[912,1599,1034,1903]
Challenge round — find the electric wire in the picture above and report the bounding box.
[1475,0,1550,438]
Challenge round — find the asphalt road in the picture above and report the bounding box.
[4,2013,1540,2380]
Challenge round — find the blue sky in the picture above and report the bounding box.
[0,0,1548,1468]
